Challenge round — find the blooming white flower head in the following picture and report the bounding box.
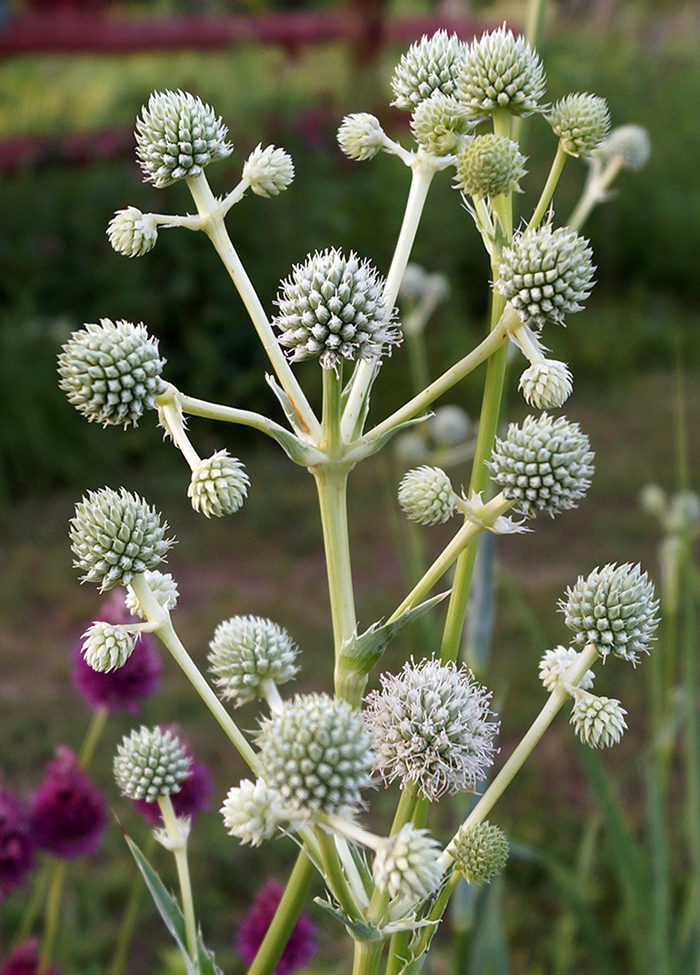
[208,614,299,707]
[452,821,509,884]
[58,319,166,428]
[457,24,546,117]
[560,562,659,663]
[410,93,472,157]
[364,658,499,802]
[488,413,594,518]
[538,645,595,694]
[220,778,289,846]
[257,693,374,817]
[428,405,472,447]
[135,89,233,188]
[571,692,627,748]
[188,450,250,518]
[337,113,386,161]
[107,207,158,257]
[398,466,456,526]
[496,224,595,329]
[70,487,174,591]
[518,359,573,410]
[548,93,610,157]
[125,569,179,619]
[454,134,527,198]
[596,124,650,170]
[273,248,401,372]
[373,825,444,903]
[114,726,191,803]
[242,144,294,197]
[81,621,136,673]
[391,31,468,111]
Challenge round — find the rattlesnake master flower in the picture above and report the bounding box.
[132,738,213,826]
[220,779,287,846]
[256,693,374,817]
[273,248,401,371]
[81,621,136,673]
[452,821,509,884]
[208,614,299,707]
[70,487,173,591]
[242,144,294,197]
[571,693,627,748]
[597,124,650,170]
[518,359,573,409]
[364,658,498,801]
[457,24,546,117]
[188,450,250,518]
[548,93,610,157]
[58,319,166,428]
[135,89,232,188]
[410,93,471,156]
[337,113,386,161]
[391,31,468,111]
[429,405,472,446]
[538,646,595,694]
[0,786,35,898]
[488,414,594,518]
[236,879,317,975]
[496,224,595,329]
[397,466,455,526]
[454,134,526,198]
[560,562,659,663]
[114,726,191,803]
[30,748,107,858]
[125,569,179,618]
[372,824,443,903]
[107,206,158,257]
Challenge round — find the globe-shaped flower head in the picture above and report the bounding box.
[337,113,386,161]
[570,693,627,748]
[454,134,527,199]
[518,359,573,410]
[114,726,191,804]
[188,450,250,518]
[372,824,444,903]
[398,466,456,526]
[452,821,509,884]
[107,207,158,258]
[273,248,401,372]
[548,93,610,157]
[457,24,546,117]
[208,614,299,707]
[597,124,651,170]
[242,144,294,197]
[410,93,472,157]
[391,31,468,111]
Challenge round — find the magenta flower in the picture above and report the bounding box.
[29,748,107,859]
[236,879,317,975]
[0,785,35,899]
[0,939,60,974]
[130,736,213,826]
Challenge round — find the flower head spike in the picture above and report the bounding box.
[410,93,472,156]
[391,31,468,111]
[81,621,136,673]
[560,562,659,663]
[454,134,527,198]
[452,821,509,884]
[337,113,386,161]
[519,359,573,409]
[243,144,294,197]
[398,466,456,525]
[273,248,401,371]
[549,93,610,157]
[538,646,595,694]
[221,779,288,846]
[208,615,299,707]
[372,824,444,903]
[597,124,650,170]
[114,726,191,803]
[236,879,317,975]
[188,450,250,518]
[125,569,179,618]
[488,413,594,518]
[70,487,173,591]
[135,89,232,187]
[457,24,546,117]
[364,658,498,801]
[0,786,35,898]
[30,747,107,858]
[107,207,158,257]
[571,693,627,748]
[58,319,166,428]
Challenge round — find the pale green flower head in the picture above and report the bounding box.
[125,570,179,619]
[571,692,627,748]
[208,614,299,707]
[518,359,573,410]
[429,405,472,447]
[391,30,468,111]
[410,93,472,156]
[457,24,546,117]
[220,778,289,846]
[107,207,158,257]
[452,821,509,884]
[597,124,650,170]
[242,144,294,197]
[454,133,526,198]
[114,726,191,803]
[538,645,595,694]
[188,450,250,518]
[549,93,610,157]
[337,113,386,161]
[81,621,136,673]
[398,466,456,526]
[373,825,444,903]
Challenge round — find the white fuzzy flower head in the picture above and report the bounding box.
[208,615,299,707]
[337,113,386,161]
[220,778,288,846]
[410,93,472,157]
[135,89,233,188]
[571,692,627,748]
[107,207,158,257]
[125,570,179,619]
[391,31,468,111]
[242,144,294,197]
[496,224,595,329]
[58,319,166,428]
[457,24,546,117]
[597,124,650,170]
[488,413,594,518]
[373,825,444,903]
[452,821,509,884]
[70,487,174,591]
[429,405,472,447]
[519,359,573,409]
[398,466,455,526]
[114,726,191,803]
[81,621,136,673]
[364,658,499,802]
[560,563,659,663]
[273,248,401,372]
[538,645,595,694]
[549,93,610,157]
[454,134,527,198]
[188,450,250,518]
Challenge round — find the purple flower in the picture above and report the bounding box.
[131,736,214,826]
[29,748,107,859]
[236,879,317,975]
[0,786,35,899]
[0,939,60,974]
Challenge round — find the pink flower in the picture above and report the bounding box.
[0,785,35,899]
[0,939,60,975]
[29,748,107,859]
[236,879,317,975]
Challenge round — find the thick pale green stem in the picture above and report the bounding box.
[158,796,198,969]
[246,852,316,975]
[567,156,624,232]
[526,142,568,231]
[77,705,108,768]
[353,940,385,975]
[37,860,66,975]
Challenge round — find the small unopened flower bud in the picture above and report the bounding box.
[337,113,386,161]
[398,466,455,526]
[81,621,136,673]
[242,144,294,197]
[571,692,627,748]
[391,31,468,111]
[454,134,526,198]
[597,124,650,170]
[538,646,595,694]
[373,825,444,903]
[452,821,509,884]
[457,24,546,117]
[221,779,286,846]
[429,405,472,447]
[549,93,610,157]
[519,359,573,409]
[107,207,158,257]
[410,93,471,156]
[125,569,179,618]
[208,615,299,707]
[639,484,667,520]
[188,450,250,518]
[114,726,191,803]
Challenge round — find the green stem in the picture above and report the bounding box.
[246,851,316,975]
[353,939,385,975]
[158,795,198,968]
[13,861,51,947]
[316,828,359,919]
[78,705,108,768]
[681,538,700,946]
[36,860,66,975]
[526,142,568,232]
[176,390,317,449]
[567,156,623,232]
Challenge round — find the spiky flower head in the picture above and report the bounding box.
[81,621,136,673]
[208,615,299,707]
[454,134,526,198]
[519,359,573,409]
[496,224,595,329]
[273,248,400,372]
[70,487,173,591]
[410,93,472,156]
[597,124,650,170]
[391,31,468,111]
[364,658,498,802]
[58,319,166,428]
[242,144,294,197]
[337,113,386,161]
[220,779,288,846]
[457,24,546,117]
[256,693,374,817]
[549,93,610,157]
[114,726,191,803]
[571,693,627,748]
[429,405,472,447]
[452,821,509,884]
[398,466,455,526]
[560,562,659,663]
[188,450,249,518]
[107,206,158,257]
[373,825,444,903]
[125,569,179,618]
[488,413,594,518]
[135,89,232,188]
[538,646,595,694]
